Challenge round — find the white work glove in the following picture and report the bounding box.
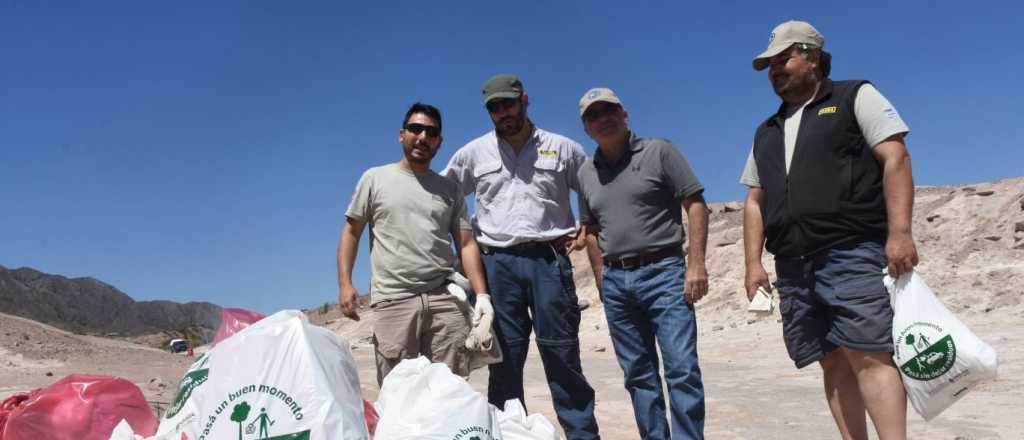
[465,294,494,351]
[472,294,493,326]
[446,281,469,305]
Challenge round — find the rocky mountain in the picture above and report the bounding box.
[0,266,221,338]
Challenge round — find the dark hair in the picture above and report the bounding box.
[403,102,442,131]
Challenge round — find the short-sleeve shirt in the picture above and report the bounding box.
[740,83,910,187]
[441,126,587,248]
[346,163,471,304]
[577,132,704,260]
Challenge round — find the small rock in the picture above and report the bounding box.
[984,307,995,313]
[1014,221,1024,233]
[926,214,940,222]
[962,186,976,193]
[593,346,607,353]
[746,319,757,325]
[712,325,725,332]
[729,323,738,329]
[22,333,29,341]
[984,236,1001,242]
[45,372,53,377]
[973,190,995,197]
[325,319,336,325]
[721,202,743,213]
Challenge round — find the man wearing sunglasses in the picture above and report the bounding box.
[575,88,709,439]
[337,102,490,386]
[442,74,599,439]
[742,21,917,440]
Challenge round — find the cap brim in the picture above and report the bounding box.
[484,91,521,104]
[580,97,622,117]
[752,43,791,71]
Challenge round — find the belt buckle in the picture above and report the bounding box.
[620,256,639,270]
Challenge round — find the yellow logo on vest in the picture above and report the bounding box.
[818,106,838,116]
[538,149,558,157]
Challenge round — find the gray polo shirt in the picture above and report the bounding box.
[578,132,703,260]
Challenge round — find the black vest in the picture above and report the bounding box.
[753,79,887,258]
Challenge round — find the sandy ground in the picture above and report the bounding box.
[2,301,1022,439]
[2,178,1022,438]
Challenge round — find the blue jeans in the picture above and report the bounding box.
[602,255,705,440]
[482,246,600,440]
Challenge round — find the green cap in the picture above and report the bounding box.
[482,74,523,104]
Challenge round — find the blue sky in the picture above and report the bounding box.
[2,1,1020,313]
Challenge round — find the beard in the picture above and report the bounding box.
[494,113,526,138]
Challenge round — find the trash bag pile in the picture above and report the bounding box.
[7,309,562,440]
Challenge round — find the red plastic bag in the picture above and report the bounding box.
[363,399,379,439]
[211,308,266,346]
[0,374,157,440]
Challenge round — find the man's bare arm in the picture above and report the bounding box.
[873,135,919,278]
[337,218,365,321]
[682,193,709,303]
[458,229,489,296]
[743,187,771,300]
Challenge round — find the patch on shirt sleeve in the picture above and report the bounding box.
[882,107,901,121]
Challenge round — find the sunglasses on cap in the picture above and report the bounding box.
[485,98,519,114]
[404,123,440,138]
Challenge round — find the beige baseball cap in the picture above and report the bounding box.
[752,20,824,71]
[578,87,622,117]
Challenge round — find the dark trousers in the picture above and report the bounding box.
[482,245,600,440]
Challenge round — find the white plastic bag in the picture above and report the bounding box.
[111,310,368,440]
[374,357,502,439]
[885,270,998,420]
[494,399,560,440]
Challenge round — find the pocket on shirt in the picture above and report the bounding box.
[532,157,565,198]
[473,161,503,207]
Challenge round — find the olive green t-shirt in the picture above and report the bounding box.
[346,163,471,304]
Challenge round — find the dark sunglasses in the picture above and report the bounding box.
[582,103,621,123]
[485,98,519,114]
[404,123,440,138]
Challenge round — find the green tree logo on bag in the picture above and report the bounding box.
[896,322,956,380]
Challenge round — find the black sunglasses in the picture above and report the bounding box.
[404,123,440,138]
[486,98,519,114]
[582,103,621,123]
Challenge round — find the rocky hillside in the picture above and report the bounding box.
[0,266,222,339]
[570,176,1024,327]
[313,177,1024,336]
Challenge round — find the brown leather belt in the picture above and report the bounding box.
[605,247,682,270]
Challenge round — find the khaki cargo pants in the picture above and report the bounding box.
[371,291,471,386]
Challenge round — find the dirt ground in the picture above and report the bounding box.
[2,178,1021,438]
[2,301,1021,439]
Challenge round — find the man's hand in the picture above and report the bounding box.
[338,285,360,321]
[745,263,772,301]
[684,263,708,304]
[886,232,919,279]
[472,293,494,326]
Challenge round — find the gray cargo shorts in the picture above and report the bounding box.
[774,240,894,368]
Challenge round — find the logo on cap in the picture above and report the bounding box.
[588,90,601,99]
[768,32,775,44]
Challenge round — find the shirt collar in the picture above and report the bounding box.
[593,131,641,168]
